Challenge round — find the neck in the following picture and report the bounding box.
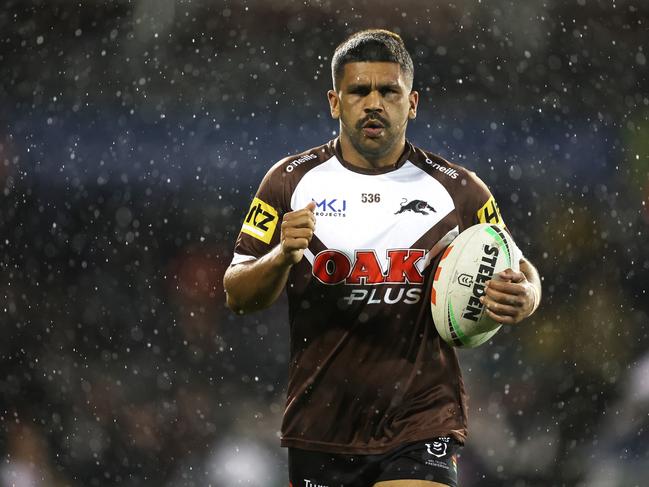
[338,132,406,170]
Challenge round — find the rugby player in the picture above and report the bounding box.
[224,29,541,487]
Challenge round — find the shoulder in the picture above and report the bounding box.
[408,143,488,193]
[261,141,335,187]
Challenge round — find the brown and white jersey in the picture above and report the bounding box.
[230,139,513,455]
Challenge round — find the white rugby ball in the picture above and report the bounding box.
[431,223,520,348]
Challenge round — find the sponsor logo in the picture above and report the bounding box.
[313,198,347,217]
[462,244,499,321]
[477,196,504,225]
[457,273,473,287]
[426,440,448,458]
[241,197,278,244]
[313,249,425,285]
[342,287,422,305]
[425,158,459,179]
[312,249,426,306]
[285,153,317,172]
[394,198,436,215]
[303,480,328,487]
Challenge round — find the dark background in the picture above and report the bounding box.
[1,0,648,485]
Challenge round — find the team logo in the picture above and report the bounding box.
[241,197,278,244]
[313,198,347,217]
[425,440,448,458]
[477,196,504,225]
[395,198,436,215]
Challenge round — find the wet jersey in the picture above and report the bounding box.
[230,139,512,454]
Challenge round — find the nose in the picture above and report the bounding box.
[363,89,383,113]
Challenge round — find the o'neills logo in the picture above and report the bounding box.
[286,153,317,172]
[462,244,499,321]
[425,158,459,179]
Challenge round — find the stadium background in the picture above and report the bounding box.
[1,0,648,485]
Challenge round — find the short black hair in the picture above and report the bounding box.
[331,29,414,90]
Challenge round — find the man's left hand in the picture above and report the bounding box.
[480,268,537,325]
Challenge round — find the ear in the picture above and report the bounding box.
[327,89,340,119]
[408,90,419,119]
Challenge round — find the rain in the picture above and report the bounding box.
[0,0,647,486]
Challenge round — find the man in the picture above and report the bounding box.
[224,29,541,487]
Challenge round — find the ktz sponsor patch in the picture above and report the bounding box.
[477,196,503,225]
[241,197,278,244]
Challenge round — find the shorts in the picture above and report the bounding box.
[288,437,461,487]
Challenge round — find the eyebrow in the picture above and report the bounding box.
[347,82,402,91]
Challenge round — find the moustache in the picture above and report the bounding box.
[356,114,390,129]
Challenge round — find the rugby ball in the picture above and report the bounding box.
[431,223,519,348]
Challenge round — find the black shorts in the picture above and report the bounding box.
[288,437,461,487]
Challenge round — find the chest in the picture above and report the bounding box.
[292,161,456,264]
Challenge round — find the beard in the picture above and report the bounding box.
[340,112,405,160]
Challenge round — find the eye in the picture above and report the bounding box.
[380,87,399,96]
[350,86,370,96]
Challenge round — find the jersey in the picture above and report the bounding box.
[230,138,512,455]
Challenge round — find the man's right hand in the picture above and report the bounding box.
[279,201,316,265]
[224,201,316,313]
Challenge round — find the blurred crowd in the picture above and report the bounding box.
[1,1,648,486]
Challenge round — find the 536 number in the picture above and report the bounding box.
[361,193,381,203]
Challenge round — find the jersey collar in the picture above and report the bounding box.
[331,138,413,175]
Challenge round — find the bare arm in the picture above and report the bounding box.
[224,202,316,314]
[480,257,542,325]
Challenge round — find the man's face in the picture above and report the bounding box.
[328,62,418,160]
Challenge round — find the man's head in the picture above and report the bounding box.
[331,29,414,91]
[328,29,418,165]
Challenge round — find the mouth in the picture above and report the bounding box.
[361,120,386,138]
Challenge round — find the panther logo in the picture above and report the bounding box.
[395,198,436,215]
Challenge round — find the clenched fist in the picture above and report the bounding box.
[280,201,316,265]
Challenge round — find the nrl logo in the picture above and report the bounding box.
[425,441,447,457]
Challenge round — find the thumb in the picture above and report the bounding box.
[305,201,317,212]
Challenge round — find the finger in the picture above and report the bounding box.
[283,227,314,240]
[495,268,525,283]
[282,213,316,229]
[481,299,519,317]
[482,287,525,308]
[486,279,527,295]
[282,237,310,251]
[282,218,315,232]
[484,308,517,325]
[282,203,316,222]
[283,208,315,221]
